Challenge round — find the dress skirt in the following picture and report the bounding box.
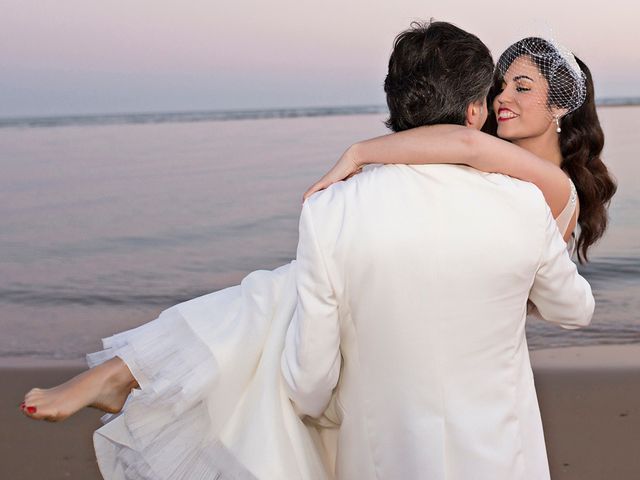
[86,260,338,480]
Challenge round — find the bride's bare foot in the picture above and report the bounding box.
[19,357,139,422]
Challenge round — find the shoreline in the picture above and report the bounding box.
[3,343,640,479]
[530,342,640,369]
[2,340,639,365]
[3,341,639,369]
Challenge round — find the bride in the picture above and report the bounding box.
[20,33,616,479]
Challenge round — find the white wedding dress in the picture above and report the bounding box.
[86,178,578,480]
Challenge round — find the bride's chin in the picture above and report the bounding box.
[496,128,519,141]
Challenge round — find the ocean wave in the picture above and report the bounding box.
[578,255,640,288]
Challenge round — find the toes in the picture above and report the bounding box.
[24,391,40,403]
[22,408,43,420]
[26,387,42,396]
[22,406,39,418]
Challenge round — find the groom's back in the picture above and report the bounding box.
[306,163,550,479]
[312,163,543,335]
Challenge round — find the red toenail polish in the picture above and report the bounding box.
[27,406,36,414]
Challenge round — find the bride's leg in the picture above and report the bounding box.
[19,356,139,422]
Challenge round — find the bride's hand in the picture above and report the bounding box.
[302,145,364,202]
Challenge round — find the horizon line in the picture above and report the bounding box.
[1,97,639,129]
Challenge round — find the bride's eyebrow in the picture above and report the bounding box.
[513,75,534,82]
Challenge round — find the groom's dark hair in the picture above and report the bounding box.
[384,20,494,131]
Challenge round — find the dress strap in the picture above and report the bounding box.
[554,176,578,238]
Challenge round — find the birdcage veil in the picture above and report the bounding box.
[494,22,587,130]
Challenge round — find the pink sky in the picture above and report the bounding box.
[1,0,636,116]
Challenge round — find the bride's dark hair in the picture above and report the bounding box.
[483,41,618,264]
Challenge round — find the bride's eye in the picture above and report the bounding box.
[516,85,531,92]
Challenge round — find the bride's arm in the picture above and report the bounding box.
[304,125,574,237]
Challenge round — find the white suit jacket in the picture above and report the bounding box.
[281,163,594,480]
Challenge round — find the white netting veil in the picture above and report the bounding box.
[494,35,587,131]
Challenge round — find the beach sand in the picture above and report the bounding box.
[2,344,640,480]
[531,344,640,479]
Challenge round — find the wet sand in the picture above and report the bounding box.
[2,344,640,479]
[1,358,104,479]
[531,344,640,479]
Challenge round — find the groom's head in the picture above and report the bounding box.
[384,20,494,132]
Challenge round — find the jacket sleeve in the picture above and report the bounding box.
[280,199,341,418]
[528,202,595,329]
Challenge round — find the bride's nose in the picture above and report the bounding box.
[495,85,513,105]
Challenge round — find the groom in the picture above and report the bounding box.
[280,21,594,479]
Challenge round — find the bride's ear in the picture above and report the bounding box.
[464,99,486,130]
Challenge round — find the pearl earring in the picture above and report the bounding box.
[554,116,561,133]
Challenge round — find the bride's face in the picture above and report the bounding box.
[492,55,558,141]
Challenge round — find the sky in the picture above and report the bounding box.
[1,0,637,117]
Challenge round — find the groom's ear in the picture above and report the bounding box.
[464,98,488,130]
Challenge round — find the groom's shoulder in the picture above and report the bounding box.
[305,162,549,213]
[304,163,392,209]
[487,172,551,224]
[304,163,426,215]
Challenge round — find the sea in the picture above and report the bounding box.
[1,103,639,361]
